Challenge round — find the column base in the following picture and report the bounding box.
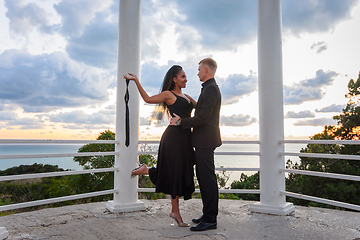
[250,202,295,215]
[0,227,8,240]
[106,200,146,213]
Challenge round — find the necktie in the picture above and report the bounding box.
[124,79,130,147]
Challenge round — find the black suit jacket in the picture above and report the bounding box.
[181,78,222,149]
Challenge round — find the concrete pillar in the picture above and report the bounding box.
[250,0,295,215]
[0,227,8,240]
[106,0,145,213]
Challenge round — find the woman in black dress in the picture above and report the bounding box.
[124,65,196,227]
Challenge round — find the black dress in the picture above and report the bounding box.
[149,92,195,200]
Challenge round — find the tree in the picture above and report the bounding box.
[69,130,116,198]
[230,172,260,201]
[286,72,360,209]
[0,163,65,176]
[71,130,162,200]
[334,71,360,158]
[0,164,72,215]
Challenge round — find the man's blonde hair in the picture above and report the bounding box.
[199,57,217,73]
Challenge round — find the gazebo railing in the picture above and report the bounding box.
[280,139,360,212]
[0,140,261,211]
[1,139,359,212]
[0,139,119,212]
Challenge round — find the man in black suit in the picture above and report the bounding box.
[170,57,222,231]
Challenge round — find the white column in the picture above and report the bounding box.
[251,0,295,215]
[0,227,8,240]
[106,0,145,213]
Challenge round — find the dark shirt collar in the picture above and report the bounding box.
[201,78,215,88]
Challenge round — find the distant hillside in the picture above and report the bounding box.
[0,163,65,176]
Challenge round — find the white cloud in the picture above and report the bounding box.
[7,117,45,129]
[170,0,257,48]
[48,110,115,125]
[284,70,338,105]
[64,9,118,69]
[316,104,346,113]
[54,0,113,38]
[285,110,315,118]
[0,111,18,120]
[282,0,358,34]
[0,50,114,112]
[311,41,328,54]
[219,72,258,105]
[5,0,58,36]
[165,0,358,49]
[220,114,257,127]
[294,118,337,126]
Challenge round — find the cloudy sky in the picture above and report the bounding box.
[0,0,359,140]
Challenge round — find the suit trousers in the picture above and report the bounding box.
[195,148,219,223]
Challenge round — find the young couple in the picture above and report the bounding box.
[125,57,222,232]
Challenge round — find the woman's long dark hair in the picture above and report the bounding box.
[150,65,183,122]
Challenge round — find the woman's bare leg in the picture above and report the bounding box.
[169,196,189,227]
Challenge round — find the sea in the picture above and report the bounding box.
[0,143,306,185]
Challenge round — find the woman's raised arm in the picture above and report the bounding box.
[123,73,171,104]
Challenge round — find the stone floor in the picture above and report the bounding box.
[0,199,360,240]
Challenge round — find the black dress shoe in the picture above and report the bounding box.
[190,221,217,231]
[192,215,203,224]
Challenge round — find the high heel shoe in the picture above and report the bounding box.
[130,164,145,179]
[169,213,190,227]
